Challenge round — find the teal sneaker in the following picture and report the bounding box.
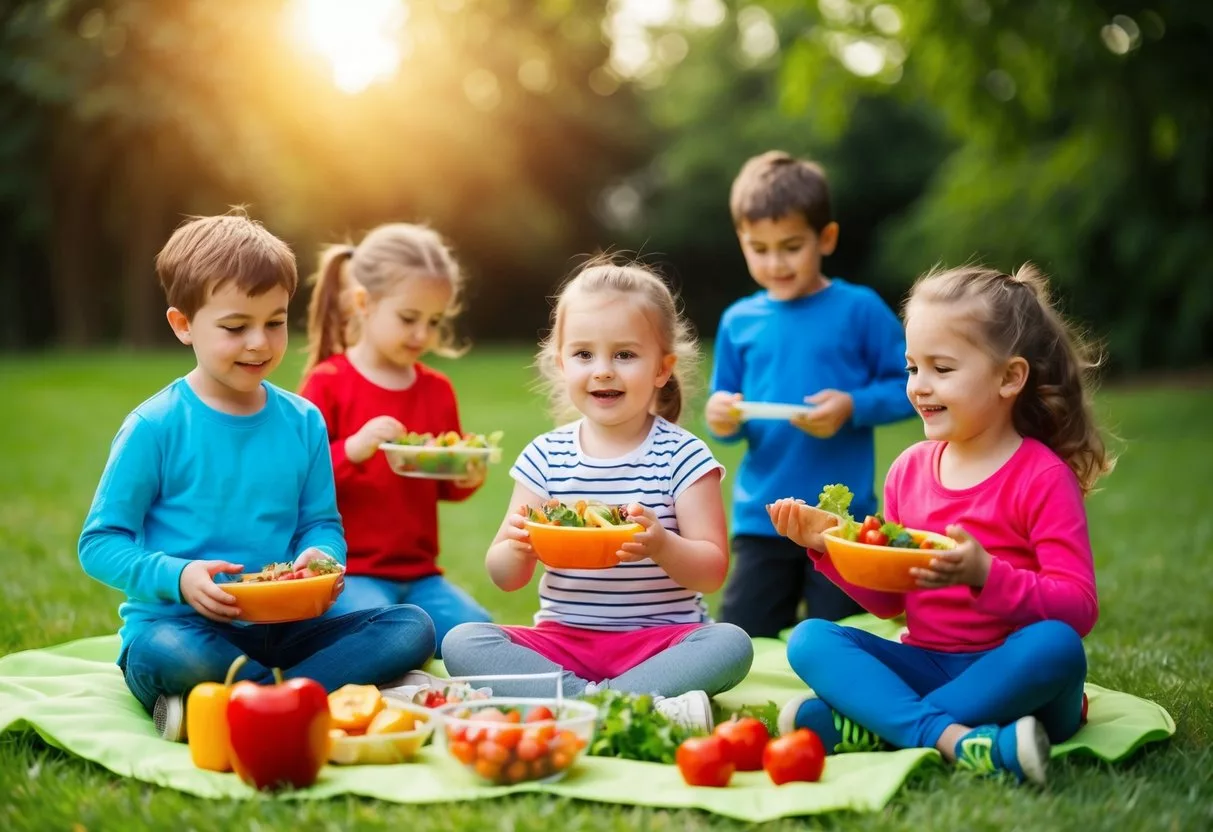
[778,692,885,753]
[954,716,1050,785]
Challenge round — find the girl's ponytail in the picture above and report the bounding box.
[302,245,356,377]
[654,372,683,423]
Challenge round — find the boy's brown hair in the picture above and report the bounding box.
[729,150,832,233]
[155,209,297,319]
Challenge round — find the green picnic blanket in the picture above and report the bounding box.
[0,618,1175,822]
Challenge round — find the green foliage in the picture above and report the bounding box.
[778,0,1213,371]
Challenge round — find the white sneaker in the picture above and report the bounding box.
[153,694,185,742]
[654,690,714,733]
[777,690,818,737]
[378,669,449,691]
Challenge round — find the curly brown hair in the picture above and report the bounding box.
[904,263,1115,493]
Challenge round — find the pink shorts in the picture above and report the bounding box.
[500,620,703,683]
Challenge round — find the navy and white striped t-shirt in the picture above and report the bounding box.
[511,416,725,631]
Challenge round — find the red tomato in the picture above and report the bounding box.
[859,515,882,536]
[860,528,889,546]
[714,717,769,771]
[675,736,735,788]
[525,706,555,723]
[423,690,447,708]
[763,729,826,785]
[919,540,935,550]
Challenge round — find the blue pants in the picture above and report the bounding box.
[325,574,492,659]
[121,606,435,713]
[786,618,1087,749]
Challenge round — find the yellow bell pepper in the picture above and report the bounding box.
[186,655,248,772]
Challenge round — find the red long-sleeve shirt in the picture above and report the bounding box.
[300,354,479,581]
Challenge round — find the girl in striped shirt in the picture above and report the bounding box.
[442,257,753,731]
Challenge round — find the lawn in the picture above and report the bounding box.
[1,347,1210,831]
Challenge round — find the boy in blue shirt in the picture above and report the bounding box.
[79,211,436,740]
[706,151,915,637]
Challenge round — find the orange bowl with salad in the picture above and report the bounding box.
[822,518,953,593]
[523,499,641,570]
[809,483,954,593]
[222,558,343,624]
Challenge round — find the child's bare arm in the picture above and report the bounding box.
[485,481,547,592]
[617,471,729,593]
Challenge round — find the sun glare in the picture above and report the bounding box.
[289,0,406,94]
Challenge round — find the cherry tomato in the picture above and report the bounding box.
[860,528,889,546]
[763,728,826,785]
[919,540,935,550]
[526,705,555,723]
[675,735,735,788]
[859,515,882,536]
[423,690,447,708]
[714,717,769,771]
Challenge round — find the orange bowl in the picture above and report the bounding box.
[525,522,641,569]
[821,527,954,593]
[223,571,342,624]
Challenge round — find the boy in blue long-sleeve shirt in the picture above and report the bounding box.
[706,151,915,637]
[79,211,435,740]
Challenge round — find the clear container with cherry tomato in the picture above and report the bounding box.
[435,697,597,785]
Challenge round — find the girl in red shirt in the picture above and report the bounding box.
[300,223,491,654]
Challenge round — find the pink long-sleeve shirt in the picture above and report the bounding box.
[811,438,1099,652]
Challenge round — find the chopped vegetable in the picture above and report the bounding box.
[521,499,632,528]
[582,689,699,764]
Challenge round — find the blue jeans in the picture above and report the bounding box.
[121,606,435,713]
[786,618,1087,749]
[325,574,491,658]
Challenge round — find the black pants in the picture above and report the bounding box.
[721,534,865,638]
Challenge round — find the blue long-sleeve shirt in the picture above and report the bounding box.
[79,378,346,654]
[709,279,915,536]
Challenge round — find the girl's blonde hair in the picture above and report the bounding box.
[303,223,467,376]
[904,263,1115,493]
[537,256,700,424]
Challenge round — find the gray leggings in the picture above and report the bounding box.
[441,621,754,698]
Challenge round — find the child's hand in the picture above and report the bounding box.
[345,415,406,464]
[766,498,836,551]
[293,548,345,599]
[616,503,670,562]
[180,560,243,622]
[911,525,992,589]
[503,507,537,558]
[705,391,744,437]
[791,389,854,438]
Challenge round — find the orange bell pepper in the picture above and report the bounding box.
[186,655,247,772]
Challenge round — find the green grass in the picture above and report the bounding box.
[1,347,1211,831]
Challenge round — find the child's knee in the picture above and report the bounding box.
[786,617,844,670]
[1024,620,1087,681]
[439,621,503,662]
[384,603,437,651]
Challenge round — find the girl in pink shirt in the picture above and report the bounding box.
[769,264,1115,786]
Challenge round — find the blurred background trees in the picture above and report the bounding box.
[1,0,1209,372]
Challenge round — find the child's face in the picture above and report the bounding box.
[904,301,1023,444]
[169,282,290,402]
[360,275,453,368]
[557,292,676,430]
[737,213,838,301]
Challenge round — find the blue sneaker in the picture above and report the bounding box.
[778,692,885,753]
[954,716,1050,785]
